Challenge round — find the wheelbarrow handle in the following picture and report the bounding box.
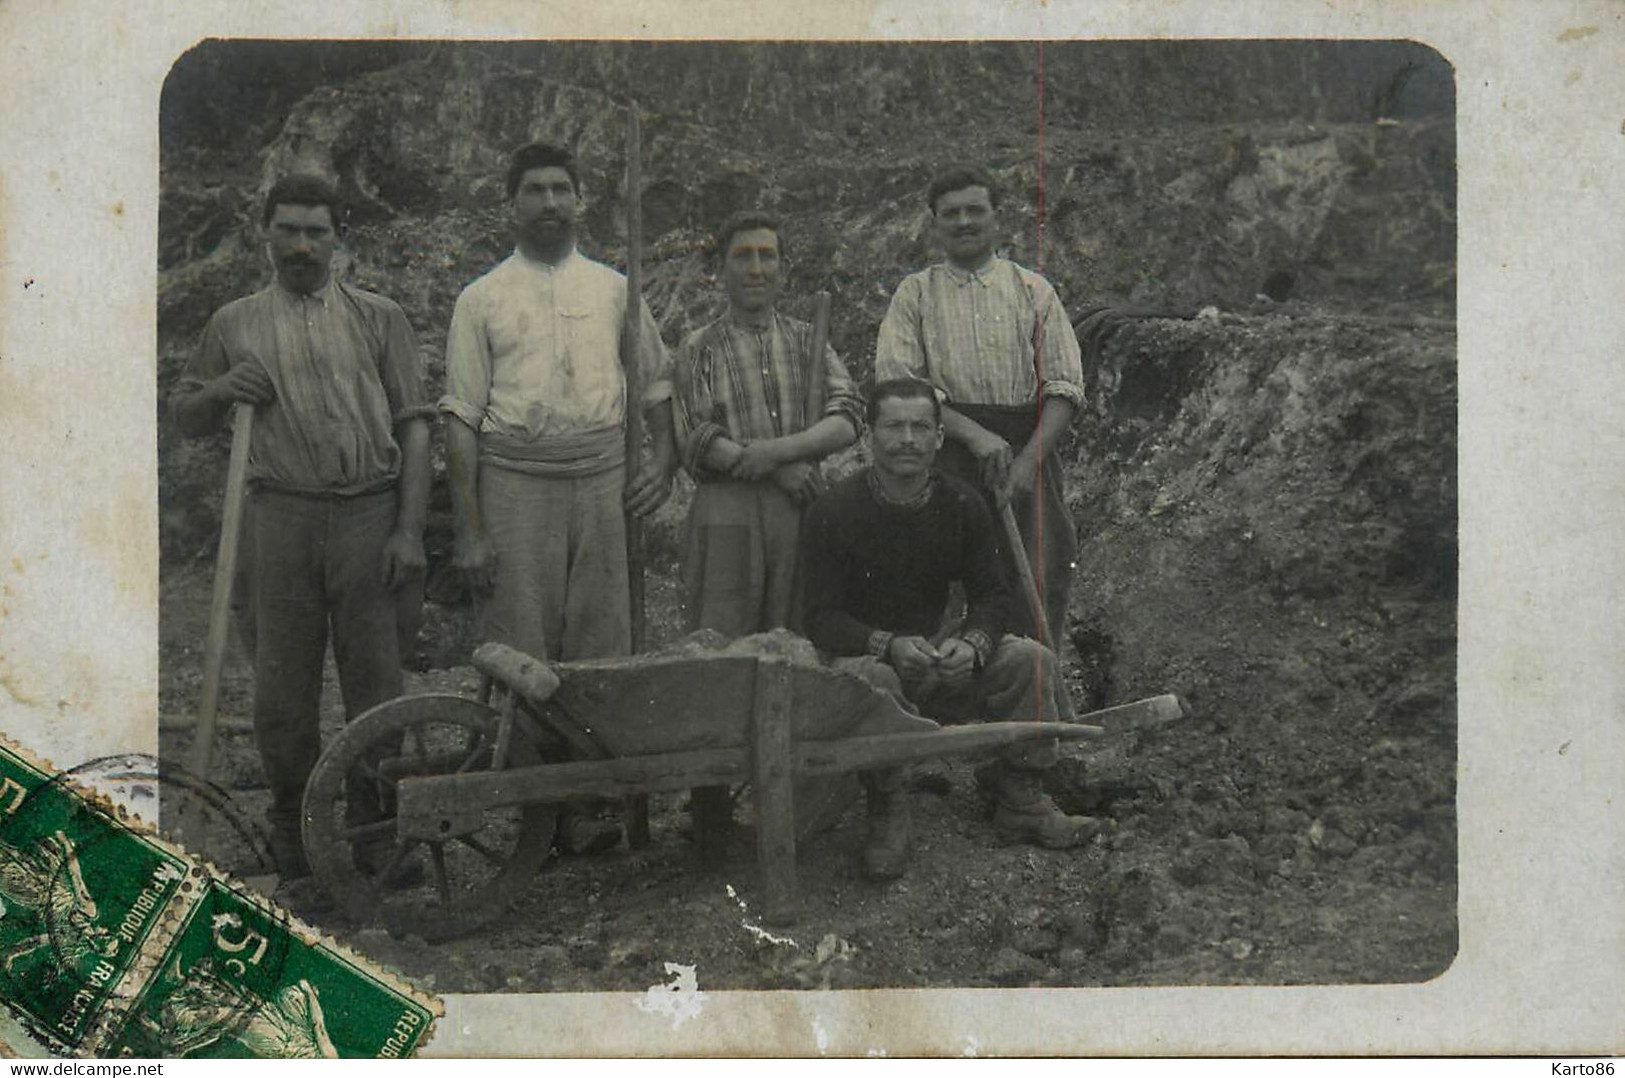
[472,642,561,708]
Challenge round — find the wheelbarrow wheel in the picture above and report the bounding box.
[301,693,556,942]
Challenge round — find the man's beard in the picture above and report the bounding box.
[524,216,571,243]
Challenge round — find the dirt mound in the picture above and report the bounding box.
[1053,310,1457,979]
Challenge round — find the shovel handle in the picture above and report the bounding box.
[182,403,254,852]
[997,499,1052,653]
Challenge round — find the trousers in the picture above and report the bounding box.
[939,404,1077,650]
[681,479,804,636]
[833,635,1065,770]
[250,487,405,835]
[478,462,630,662]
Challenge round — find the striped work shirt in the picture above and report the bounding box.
[874,256,1085,409]
[178,279,433,495]
[674,311,864,478]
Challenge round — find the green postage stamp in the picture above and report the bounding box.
[0,736,438,1058]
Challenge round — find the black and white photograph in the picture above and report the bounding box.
[153,37,1458,993]
[2,0,1622,1059]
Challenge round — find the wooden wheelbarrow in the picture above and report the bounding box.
[301,631,1183,940]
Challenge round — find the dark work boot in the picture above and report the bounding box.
[690,785,736,868]
[860,769,912,881]
[554,806,623,855]
[982,760,1104,850]
[268,824,311,882]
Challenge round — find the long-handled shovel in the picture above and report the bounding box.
[622,107,647,653]
[997,497,1052,654]
[804,292,831,429]
[180,403,254,854]
[787,292,854,842]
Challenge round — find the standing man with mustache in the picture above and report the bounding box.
[441,143,678,854]
[875,166,1086,653]
[173,175,433,883]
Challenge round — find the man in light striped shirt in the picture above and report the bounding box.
[875,165,1086,652]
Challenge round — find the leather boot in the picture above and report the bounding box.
[690,785,735,868]
[269,825,311,882]
[553,806,622,855]
[982,759,1103,850]
[860,769,911,881]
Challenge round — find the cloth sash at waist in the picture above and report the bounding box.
[952,401,1040,448]
[480,426,626,478]
[941,401,1060,479]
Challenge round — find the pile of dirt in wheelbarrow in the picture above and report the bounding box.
[157,305,1455,991]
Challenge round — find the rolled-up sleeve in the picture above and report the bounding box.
[439,288,491,432]
[672,333,728,476]
[378,302,436,426]
[821,343,865,438]
[874,275,930,385]
[1033,278,1086,409]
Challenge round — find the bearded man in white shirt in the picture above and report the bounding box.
[441,143,678,852]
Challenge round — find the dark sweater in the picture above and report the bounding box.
[800,468,1014,657]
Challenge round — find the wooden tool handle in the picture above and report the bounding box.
[621,104,652,849]
[998,499,1053,652]
[804,291,831,426]
[472,642,561,708]
[183,403,253,851]
[621,105,647,654]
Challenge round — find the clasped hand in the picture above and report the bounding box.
[624,461,674,516]
[887,635,977,687]
[971,431,1040,505]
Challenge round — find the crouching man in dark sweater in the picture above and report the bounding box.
[800,378,1102,880]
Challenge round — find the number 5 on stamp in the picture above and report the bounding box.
[104,879,435,1059]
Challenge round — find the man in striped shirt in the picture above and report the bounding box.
[673,211,864,851]
[673,211,864,637]
[173,175,433,884]
[875,166,1087,652]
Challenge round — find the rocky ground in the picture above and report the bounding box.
[155,41,1457,991]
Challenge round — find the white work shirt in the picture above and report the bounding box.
[440,248,672,441]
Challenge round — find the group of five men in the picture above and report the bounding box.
[174,142,1098,889]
